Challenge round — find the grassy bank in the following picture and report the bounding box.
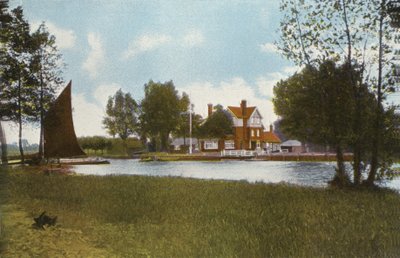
[1,167,400,257]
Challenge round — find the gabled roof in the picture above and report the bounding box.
[281,140,302,147]
[227,106,256,119]
[262,131,281,143]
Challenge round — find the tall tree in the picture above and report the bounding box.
[103,89,138,152]
[199,105,233,139]
[140,80,188,152]
[0,0,11,165]
[30,22,64,160]
[277,0,398,185]
[273,61,376,186]
[2,7,33,163]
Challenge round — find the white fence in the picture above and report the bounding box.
[221,149,267,157]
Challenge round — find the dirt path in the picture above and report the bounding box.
[1,204,109,257]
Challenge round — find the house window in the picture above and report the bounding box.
[204,140,218,150]
[251,129,255,137]
[256,130,260,137]
[252,117,260,124]
[225,140,235,150]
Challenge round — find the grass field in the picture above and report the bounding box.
[1,166,400,257]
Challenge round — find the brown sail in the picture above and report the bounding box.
[44,81,86,158]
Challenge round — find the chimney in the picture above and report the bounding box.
[240,100,247,116]
[270,124,273,132]
[241,100,248,148]
[208,103,213,117]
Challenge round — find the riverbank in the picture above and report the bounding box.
[140,152,352,162]
[1,166,400,257]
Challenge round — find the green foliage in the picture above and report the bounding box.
[277,0,400,184]
[277,0,386,68]
[273,60,376,184]
[6,169,400,257]
[78,136,143,156]
[29,23,64,121]
[140,80,189,151]
[387,1,400,28]
[0,5,63,162]
[1,7,32,121]
[78,136,109,154]
[199,106,233,139]
[174,110,203,140]
[103,89,138,141]
[274,61,372,146]
[1,7,34,163]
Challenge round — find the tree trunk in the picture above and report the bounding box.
[17,79,24,164]
[0,122,8,165]
[367,1,385,186]
[39,125,43,159]
[353,145,362,185]
[160,132,169,152]
[122,138,127,155]
[342,0,363,185]
[332,145,350,187]
[38,71,44,161]
[294,4,311,66]
[367,107,382,185]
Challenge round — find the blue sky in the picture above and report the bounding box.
[5,0,299,144]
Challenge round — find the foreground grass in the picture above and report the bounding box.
[1,167,400,257]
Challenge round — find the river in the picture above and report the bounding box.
[73,159,400,191]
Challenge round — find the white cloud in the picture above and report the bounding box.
[31,21,76,49]
[256,74,283,99]
[82,33,105,79]
[72,93,107,137]
[260,42,278,54]
[282,66,300,75]
[256,66,301,99]
[178,77,277,126]
[93,83,121,106]
[182,29,204,47]
[123,34,171,59]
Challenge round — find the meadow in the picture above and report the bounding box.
[1,166,400,257]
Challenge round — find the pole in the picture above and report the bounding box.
[189,103,193,154]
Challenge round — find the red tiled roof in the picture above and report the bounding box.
[227,106,256,119]
[262,131,281,143]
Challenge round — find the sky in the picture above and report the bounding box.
[5,0,300,144]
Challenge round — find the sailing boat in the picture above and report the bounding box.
[43,81,108,164]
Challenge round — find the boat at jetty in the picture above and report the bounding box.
[59,157,109,165]
[43,81,109,165]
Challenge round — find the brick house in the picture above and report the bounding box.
[201,100,281,152]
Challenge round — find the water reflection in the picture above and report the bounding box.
[73,160,400,190]
[74,160,330,185]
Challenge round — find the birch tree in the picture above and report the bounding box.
[276,0,399,185]
[30,23,64,160]
[2,7,32,163]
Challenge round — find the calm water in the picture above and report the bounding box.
[73,159,400,190]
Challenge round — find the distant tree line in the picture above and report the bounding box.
[77,136,142,156]
[0,0,64,164]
